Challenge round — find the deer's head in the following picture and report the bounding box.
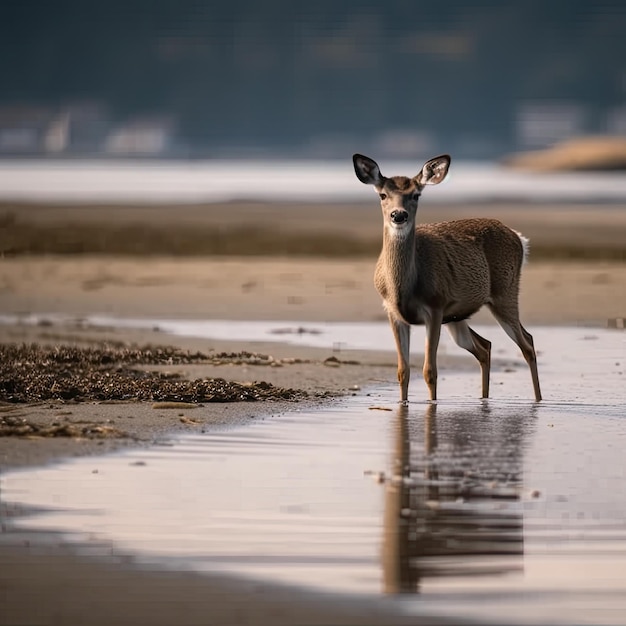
[353,154,451,236]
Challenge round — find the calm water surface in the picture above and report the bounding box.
[1,159,626,203]
[1,323,625,625]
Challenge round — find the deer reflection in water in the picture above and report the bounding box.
[382,402,536,594]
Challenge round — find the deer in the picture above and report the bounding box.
[352,153,542,404]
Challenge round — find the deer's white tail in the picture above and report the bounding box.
[515,231,530,265]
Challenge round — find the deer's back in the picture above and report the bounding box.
[414,218,525,314]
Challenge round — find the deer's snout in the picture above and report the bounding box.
[390,210,409,225]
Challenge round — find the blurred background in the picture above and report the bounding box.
[0,1,624,391]
[1,0,625,266]
[1,0,625,161]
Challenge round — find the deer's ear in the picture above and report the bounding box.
[353,154,384,186]
[416,155,451,186]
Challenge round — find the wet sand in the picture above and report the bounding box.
[0,322,412,470]
[2,326,625,625]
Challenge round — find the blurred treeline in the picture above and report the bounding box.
[2,0,625,154]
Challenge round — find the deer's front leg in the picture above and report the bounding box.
[388,314,411,404]
[423,310,443,402]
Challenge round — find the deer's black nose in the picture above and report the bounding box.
[390,210,408,224]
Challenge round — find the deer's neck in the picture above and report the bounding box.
[380,226,418,302]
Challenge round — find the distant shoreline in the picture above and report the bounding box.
[2,200,625,261]
[2,159,626,205]
[503,136,626,172]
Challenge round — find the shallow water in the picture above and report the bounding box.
[2,324,626,624]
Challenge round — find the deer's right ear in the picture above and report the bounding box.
[353,154,384,186]
[416,155,451,186]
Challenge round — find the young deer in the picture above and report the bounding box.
[353,153,542,403]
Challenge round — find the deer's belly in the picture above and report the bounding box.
[442,301,483,324]
[385,298,481,326]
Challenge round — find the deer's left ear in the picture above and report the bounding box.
[353,154,384,186]
[415,155,451,186]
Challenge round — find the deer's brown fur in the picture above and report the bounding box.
[354,154,542,403]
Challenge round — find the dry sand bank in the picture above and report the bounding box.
[2,200,626,259]
[1,255,624,326]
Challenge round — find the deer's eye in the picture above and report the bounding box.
[411,191,420,201]
[379,193,387,200]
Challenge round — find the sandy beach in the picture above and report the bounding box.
[2,255,625,325]
[1,200,625,467]
[1,251,624,471]
[1,200,625,625]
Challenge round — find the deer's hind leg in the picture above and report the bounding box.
[488,303,542,401]
[446,320,492,398]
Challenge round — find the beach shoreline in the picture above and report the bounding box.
[3,194,623,472]
[2,321,625,626]
[0,321,411,472]
[1,247,624,471]
[1,248,625,624]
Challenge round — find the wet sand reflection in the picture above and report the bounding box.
[383,401,536,594]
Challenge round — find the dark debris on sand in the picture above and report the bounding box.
[0,413,127,439]
[0,344,309,405]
